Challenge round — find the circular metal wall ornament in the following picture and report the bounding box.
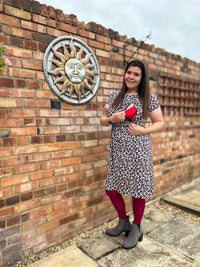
[43,36,100,105]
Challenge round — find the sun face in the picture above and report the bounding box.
[45,38,99,103]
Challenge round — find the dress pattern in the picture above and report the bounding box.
[106,91,160,198]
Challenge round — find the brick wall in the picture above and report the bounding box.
[0,0,200,265]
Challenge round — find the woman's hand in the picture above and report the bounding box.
[128,123,146,136]
[110,111,125,123]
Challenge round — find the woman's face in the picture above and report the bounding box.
[125,66,142,92]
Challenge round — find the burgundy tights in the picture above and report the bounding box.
[106,190,145,224]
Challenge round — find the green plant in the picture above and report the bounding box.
[0,45,6,74]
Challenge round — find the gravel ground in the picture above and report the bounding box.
[15,198,200,267]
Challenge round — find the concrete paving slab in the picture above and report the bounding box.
[98,236,196,267]
[163,196,200,215]
[77,233,120,260]
[162,178,200,216]
[177,233,200,262]
[148,217,200,249]
[28,244,98,267]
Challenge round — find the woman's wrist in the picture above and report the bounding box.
[108,116,113,124]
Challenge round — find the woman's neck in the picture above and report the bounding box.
[125,90,138,96]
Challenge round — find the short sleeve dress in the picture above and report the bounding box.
[106,91,160,199]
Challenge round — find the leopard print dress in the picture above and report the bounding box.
[106,91,160,198]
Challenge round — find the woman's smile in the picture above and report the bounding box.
[125,66,142,93]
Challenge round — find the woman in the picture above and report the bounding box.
[100,59,164,249]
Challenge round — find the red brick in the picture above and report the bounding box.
[22,217,46,233]
[8,89,35,98]
[5,47,32,58]
[38,143,61,153]
[0,118,23,128]
[15,200,39,214]
[40,195,62,206]
[0,168,12,179]
[3,138,17,147]
[37,221,59,235]
[28,81,41,89]
[0,13,20,27]
[13,163,40,175]
[0,157,21,168]
[0,207,13,219]
[0,78,14,87]
[46,209,67,222]
[30,206,52,219]
[48,6,56,18]
[12,145,37,156]
[22,60,43,70]
[40,4,48,17]
[25,99,49,108]
[30,170,53,181]
[10,127,37,136]
[53,199,73,212]
[36,109,59,117]
[4,5,31,19]
[61,141,81,150]
[59,213,79,226]
[11,68,36,79]
[17,136,31,145]
[57,22,77,34]
[1,174,29,187]
[62,157,81,166]
[22,19,46,33]
[0,89,7,98]
[24,40,38,50]
[3,25,31,39]
[0,33,9,44]
[0,148,11,157]
[39,177,60,187]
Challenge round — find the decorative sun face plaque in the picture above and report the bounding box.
[43,36,100,105]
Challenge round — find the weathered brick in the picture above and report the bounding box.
[0,77,14,87]
[7,216,20,226]
[3,25,31,39]
[40,195,62,206]
[59,213,79,226]
[21,192,33,202]
[0,207,13,219]
[5,5,31,20]
[6,195,20,206]
[13,163,40,175]
[2,243,21,266]
[32,0,41,14]
[14,200,39,213]
[1,174,28,187]
[11,68,36,79]
[10,127,37,136]
[12,145,37,155]
[37,220,58,235]
[0,13,20,27]
[30,170,53,181]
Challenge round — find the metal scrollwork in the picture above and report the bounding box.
[43,36,100,105]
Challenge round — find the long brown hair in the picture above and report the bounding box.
[112,59,150,119]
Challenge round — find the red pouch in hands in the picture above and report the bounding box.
[125,106,137,121]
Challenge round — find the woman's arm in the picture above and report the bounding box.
[128,107,164,135]
[100,104,126,126]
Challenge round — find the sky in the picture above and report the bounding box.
[40,0,200,63]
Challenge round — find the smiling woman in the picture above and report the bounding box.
[100,59,164,249]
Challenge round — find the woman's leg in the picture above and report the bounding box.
[122,197,145,249]
[132,197,146,224]
[105,190,131,236]
[105,190,127,219]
